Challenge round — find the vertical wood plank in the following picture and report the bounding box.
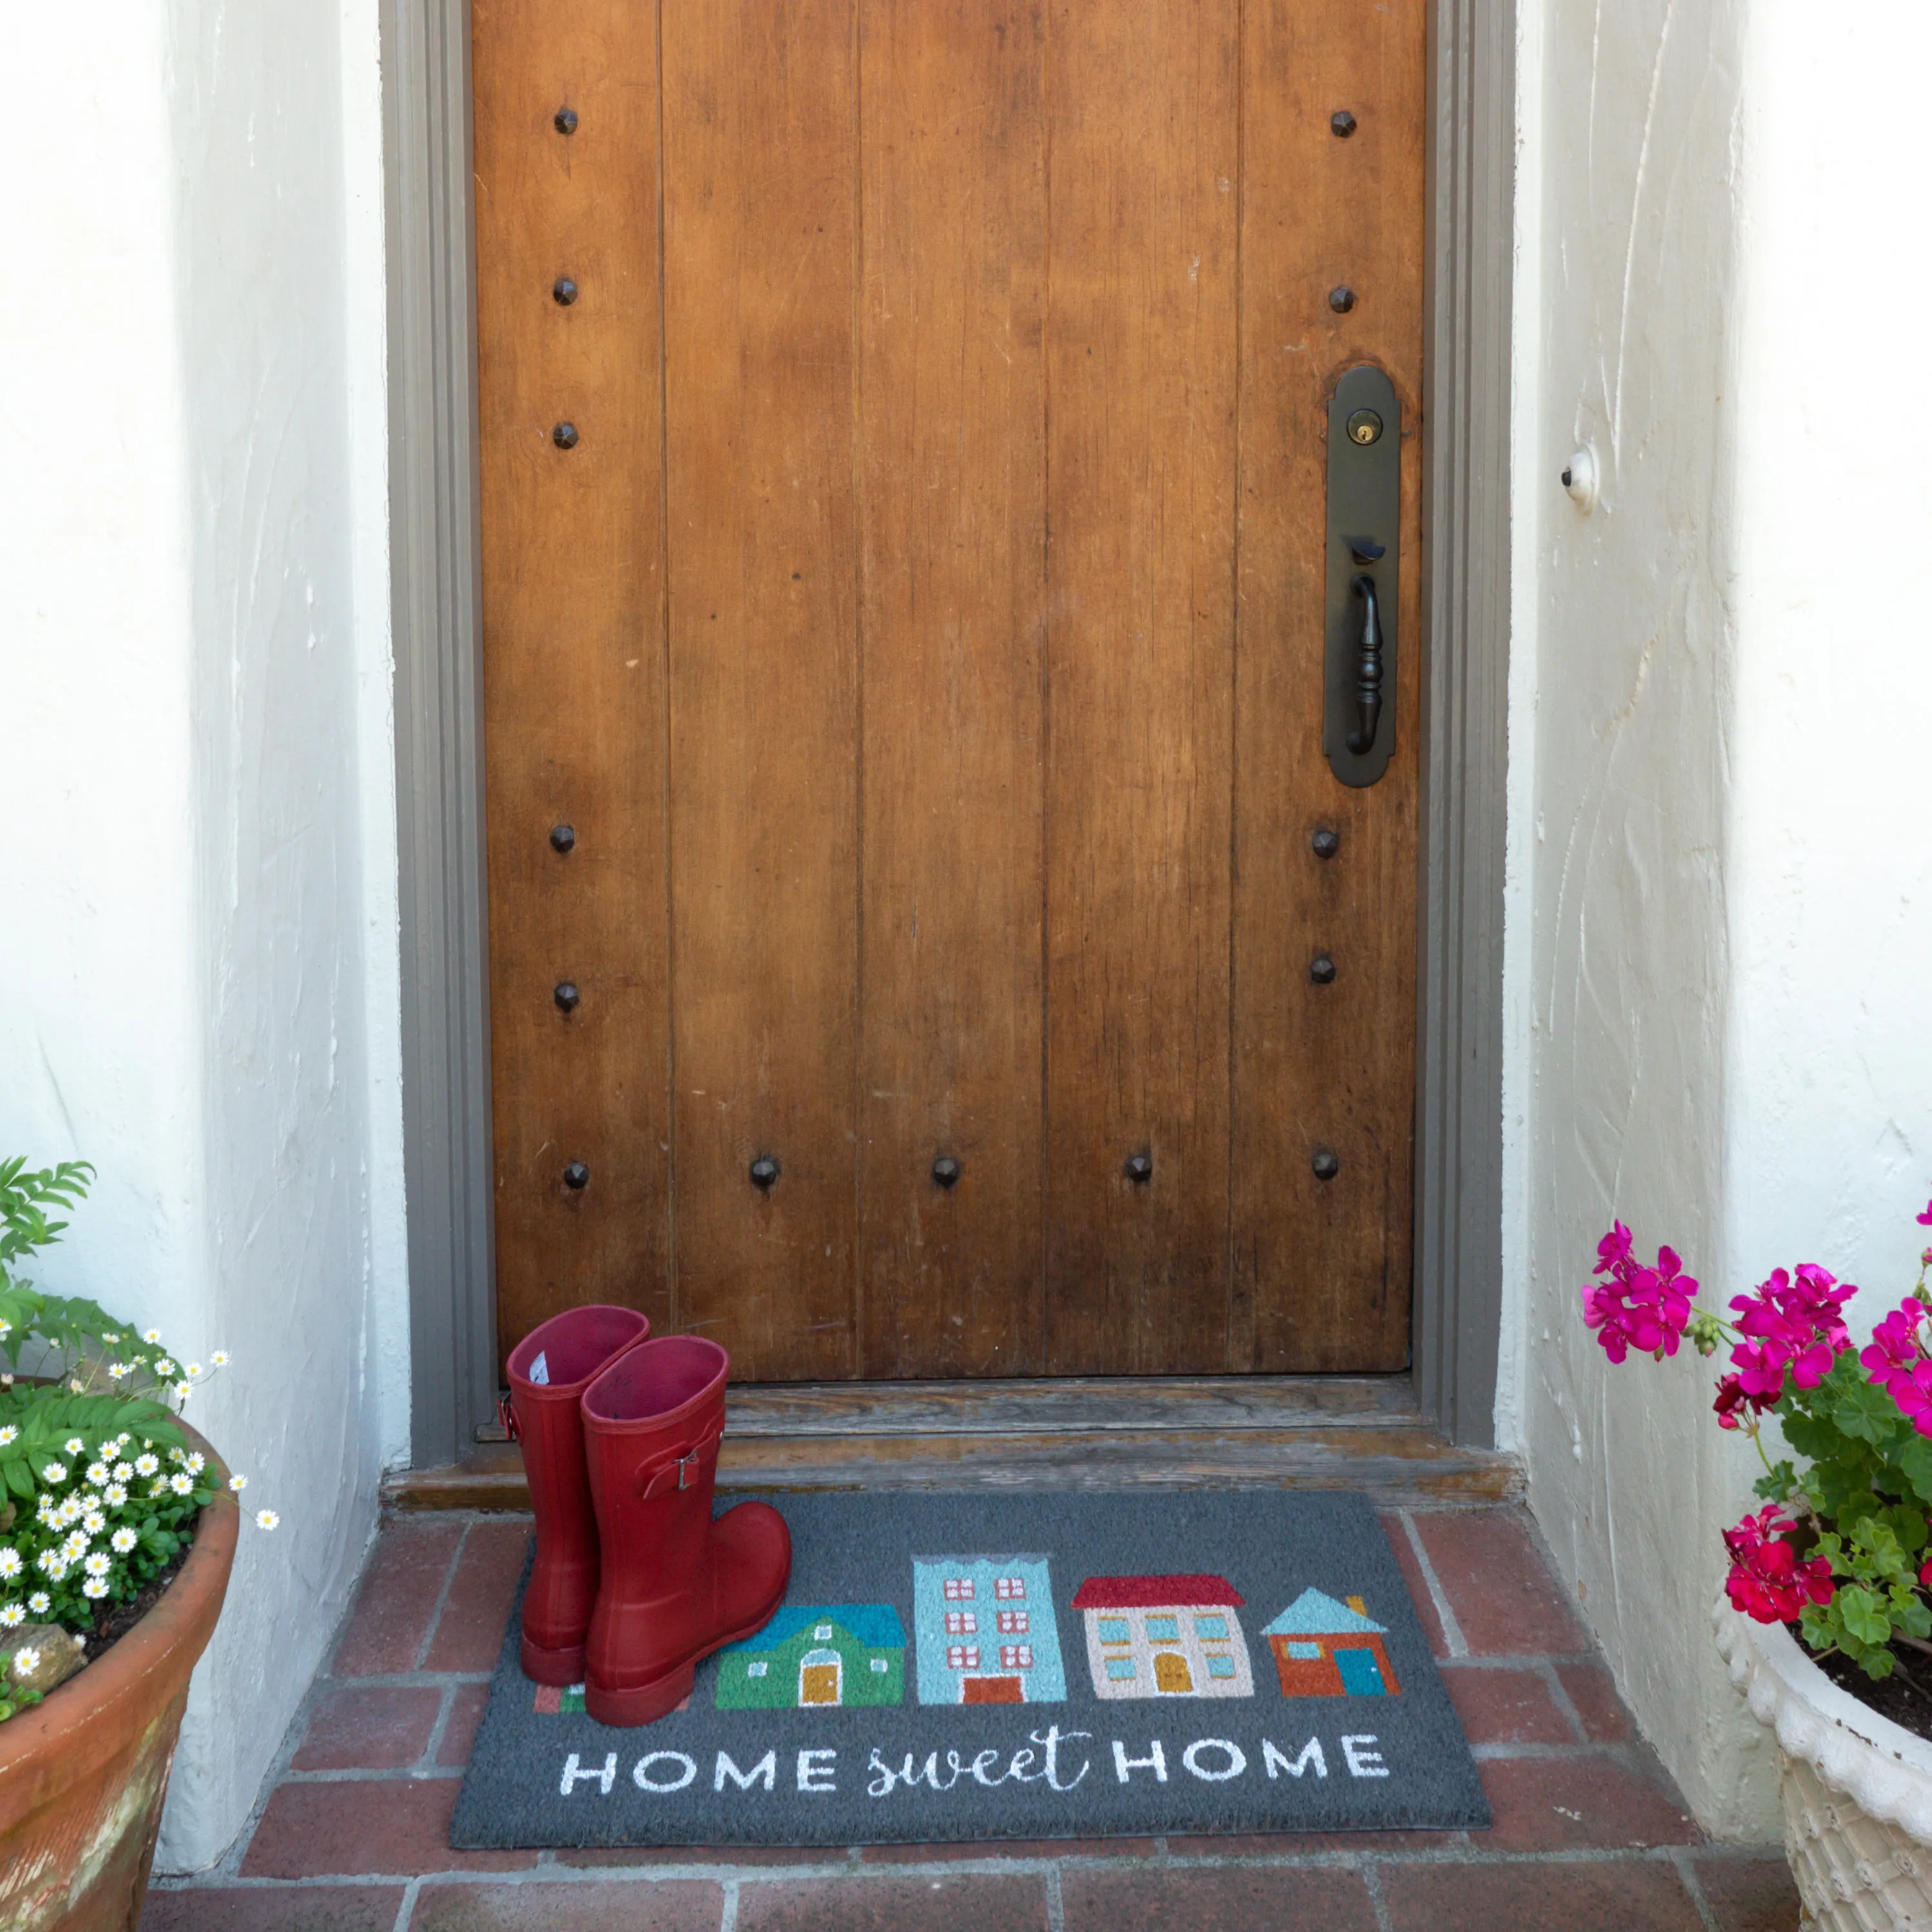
[474,0,671,1367]
[855,0,1049,1378]
[662,0,861,1379]
[1233,0,1426,1371]
[1043,0,1242,1374]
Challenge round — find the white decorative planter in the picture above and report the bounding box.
[1716,1599,1932,1929]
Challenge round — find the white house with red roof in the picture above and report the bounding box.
[1070,1574,1254,1700]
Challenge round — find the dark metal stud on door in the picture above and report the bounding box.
[553,982,580,1013]
[1331,109,1358,138]
[553,278,578,307]
[1311,1150,1340,1182]
[549,824,575,853]
[1124,1151,1153,1184]
[1309,955,1336,985]
[1311,827,1340,860]
[553,106,578,135]
[553,422,579,450]
[563,1160,590,1190]
[749,1155,780,1191]
[931,1156,961,1189]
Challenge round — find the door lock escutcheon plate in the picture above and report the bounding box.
[1323,364,1401,788]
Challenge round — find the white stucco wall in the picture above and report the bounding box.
[0,3,407,1870]
[1507,0,1932,1835]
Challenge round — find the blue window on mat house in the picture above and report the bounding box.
[1144,1616,1180,1642]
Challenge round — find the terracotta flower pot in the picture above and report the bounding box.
[0,1425,240,1932]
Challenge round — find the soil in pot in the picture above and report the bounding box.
[1806,1634,1932,1743]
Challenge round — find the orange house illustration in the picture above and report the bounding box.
[1262,1589,1402,1698]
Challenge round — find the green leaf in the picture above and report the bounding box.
[1838,1584,1892,1647]
[1835,1381,1902,1446]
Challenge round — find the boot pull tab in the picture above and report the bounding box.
[637,1422,724,1501]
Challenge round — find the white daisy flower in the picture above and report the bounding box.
[82,1578,108,1598]
[255,1509,281,1531]
[173,1382,192,1401]
[142,1329,162,1344]
[62,1438,84,1455]
[39,1557,67,1582]
[26,1593,51,1615]
[149,1480,169,1498]
[41,1463,66,1484]
[169,1473,194,1496]
[134,1455,159,1478]
[0,1426,15,1448]
[185,1454,205,1475]
[211,1350,230,1368]
[167,1448,185,1466]
[82,1511,106,1535]
[103,1332,120,1343]
[13,1647,41,1677]
[66,1378,83,1392]
[0,1549,19,1580]
[0,1319,8,1337]
[154,1359,176,1377]
[113,1463,132,1482]
[0,1604,21,1629]
[107,1363,129,1381]
[85,1462,110,1486]
[185,1363,204,1379]
[83,1552,111,1578]
[111,1528,137,1553]
[104,1484,128,1507]
[228,1474,248,1492]
[61,1533,88,1563]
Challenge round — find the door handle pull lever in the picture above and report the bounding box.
[1346,573,1383,756]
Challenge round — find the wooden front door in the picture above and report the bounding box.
[474,0,1425,1382]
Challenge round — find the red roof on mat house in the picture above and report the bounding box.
[1070,1575,1245,1611]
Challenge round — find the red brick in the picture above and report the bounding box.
[1558,1660,1634,1741]
[1441,1665,1574,1745]
[1410,1511,1587,1656]
[294,1686,442,1771]
[409,1879,721,1930]
[437,1683,491,1767]
[1380,1511,1450,1658]
[554,1846,847,1870]
[735,1875,1048,1932]
[860,1837,1155,1863]
[242,1779,535,1877]
[333,1520,464,1676]
[1062,1866,1378,1932]
[1692,1853,1803,1931]
[1164,1827,1461,1856]
[1477,1755,1699,1852]
[140,1888,406,1931]
[424,1522,533,1673]
[1380,1857,1703,1931]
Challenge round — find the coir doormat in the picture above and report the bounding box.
[450,1490,1488,1847]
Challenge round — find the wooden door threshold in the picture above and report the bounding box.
[385,1374,1520,1511]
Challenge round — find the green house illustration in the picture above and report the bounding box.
[715,1604,907,1709]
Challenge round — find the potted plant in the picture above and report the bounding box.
[1582,1193,1932,1931]
[0,1158,276,1932]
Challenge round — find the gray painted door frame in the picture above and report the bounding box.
[380,0,1514,1467]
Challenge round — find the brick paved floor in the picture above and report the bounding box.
[142,1507,1800,1932]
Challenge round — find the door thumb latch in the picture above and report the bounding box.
[1323,365,1400,786]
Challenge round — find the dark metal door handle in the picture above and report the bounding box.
[1347,574,1383,755]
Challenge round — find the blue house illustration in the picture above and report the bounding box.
[911,1555,1066,1705]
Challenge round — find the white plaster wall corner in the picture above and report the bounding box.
[1513,0,1772,1839]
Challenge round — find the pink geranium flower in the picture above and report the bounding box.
[1722,1506,1835,1624]
[1726,1266,1855,1405]
[1581,1227,1695,1364]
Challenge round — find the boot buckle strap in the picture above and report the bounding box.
[638,1425,723,1499]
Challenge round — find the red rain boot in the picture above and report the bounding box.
[506,1305,651,1685]
[580,1336,792,1725]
